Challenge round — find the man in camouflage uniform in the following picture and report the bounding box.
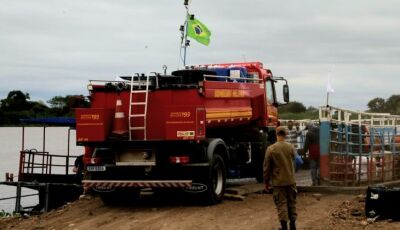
[264,126,297,230]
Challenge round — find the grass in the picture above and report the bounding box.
[279,110,319,120]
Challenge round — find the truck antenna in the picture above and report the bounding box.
[162,65,168,75]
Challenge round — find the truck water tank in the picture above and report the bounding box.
[211,68,230,81]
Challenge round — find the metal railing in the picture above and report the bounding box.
[279,119,319,150]
[19,149,79,178]
[203,74,262,83]
[320,106,400,186]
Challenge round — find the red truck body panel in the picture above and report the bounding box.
[76,108,114,142]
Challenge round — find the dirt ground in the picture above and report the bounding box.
[2,190,400,230]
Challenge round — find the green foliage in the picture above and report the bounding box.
[0,209,21,218]
[367,95,400,115]
[367,97,385,113]
[0,90,31,111]
[278,101,306,114]
[47,96,66,109]
[0,90,89,125]
[385,95,400,115]
[0,209,12,218]
[279,109,319,120]
[30,101,49,115]
[47,95,89,117]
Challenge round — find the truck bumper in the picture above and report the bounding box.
[83,180,192,189]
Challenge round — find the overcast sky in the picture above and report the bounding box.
[0,0,399,110]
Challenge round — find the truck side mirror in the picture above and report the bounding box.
[283,84,289,103]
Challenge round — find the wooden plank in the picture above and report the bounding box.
[226,183,264,196]
[224,193,245,201]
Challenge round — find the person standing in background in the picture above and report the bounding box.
[286,120,304,172]
[73,155,84,184]
[301,123,320,186]
[285,120,301,148]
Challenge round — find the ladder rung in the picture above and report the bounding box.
[131,90,147,93]
[130,127,145,130]
[131,102,146,105]
[130,114,146,117]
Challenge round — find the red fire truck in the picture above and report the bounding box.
[76,61,289,204]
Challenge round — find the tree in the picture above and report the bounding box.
[30,101,49,116]
[307,106,318,112]
[0,90,30,125]
[0,91,91,125]
[65,95,90,109]
[385,95,400,115]
[367,97,386,113]
[0,90,31,111]
[47,96,66,109]
[278,101,307,114]
[47,95,89,116]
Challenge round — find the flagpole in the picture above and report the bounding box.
[326,66,334,107]
[326,92,329,107]
[183,0,190,67]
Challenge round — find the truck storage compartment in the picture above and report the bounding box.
[76,108,114,142]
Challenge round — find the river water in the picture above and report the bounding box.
[0,127,83,213]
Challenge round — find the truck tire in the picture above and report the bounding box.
[99,188,140,206]
[201,153,226,204]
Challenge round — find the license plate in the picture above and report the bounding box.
[87,165,106,172]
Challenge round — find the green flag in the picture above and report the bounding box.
[187,17,211,46]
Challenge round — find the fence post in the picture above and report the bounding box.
[320,118,331,181]
[66,128,71,175]
[44,183,50,213]
[358,114,362,185]
[15,182,22,213]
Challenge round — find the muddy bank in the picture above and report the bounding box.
[2,192,388,230]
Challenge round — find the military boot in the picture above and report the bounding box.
[279,220,288,230]
[289,220,296,230]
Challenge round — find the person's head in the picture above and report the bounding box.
[276,126,287,138]
[288,120,294,130]
[304,122,314,131]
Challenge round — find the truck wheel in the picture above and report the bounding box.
[201,154,226,204]
[99,188,140,206]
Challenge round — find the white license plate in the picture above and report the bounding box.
[87,165,106,172]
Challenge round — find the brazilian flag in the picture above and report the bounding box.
[187,17,211,46]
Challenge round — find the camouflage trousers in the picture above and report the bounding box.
[273,185,297,222]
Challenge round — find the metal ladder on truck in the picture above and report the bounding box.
[129,73,150,141]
